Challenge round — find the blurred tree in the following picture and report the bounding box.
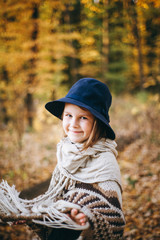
[144,5,160,91]
[0,0,28,131]
[101,0,109,80]
[127,0,145,89]
[25,2,39,127]
[0,66,10,127]
[79,0,102,78]
[106,0,128,93]
[0,0,160,132]
[124,0,160,91]
[59,0,82,88]
[36,0,82,99]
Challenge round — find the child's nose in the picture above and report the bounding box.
[71,118,78,127]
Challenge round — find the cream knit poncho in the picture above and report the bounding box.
[0,137,122,231]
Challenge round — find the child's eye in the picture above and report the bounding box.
[65,113,72,118]
[81,116,87,120]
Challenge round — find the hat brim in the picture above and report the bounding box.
[45,97,115,140]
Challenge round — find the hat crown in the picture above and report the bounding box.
[66,78,112,122]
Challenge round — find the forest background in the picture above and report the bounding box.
[0,0,160,239]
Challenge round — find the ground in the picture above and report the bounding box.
[0,94,159,239]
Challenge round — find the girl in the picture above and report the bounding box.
[0,78,125,240]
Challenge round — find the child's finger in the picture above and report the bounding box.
[80,217,86,222]
[71,208,78,217]
[13,220,26,225]
[70,209,87,226]
[75,213,87,224]
[75,212,85,220]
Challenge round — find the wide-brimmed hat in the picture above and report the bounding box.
[45,78,115,140]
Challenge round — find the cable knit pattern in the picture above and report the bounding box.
[0,137,125,239]
[27,137,125,239]
[28,173,125,240]
[63,180,125,240]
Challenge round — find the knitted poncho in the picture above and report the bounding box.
[0,137,125,239]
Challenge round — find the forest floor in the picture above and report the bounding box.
[0,93,160,240]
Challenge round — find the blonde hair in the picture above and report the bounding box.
[82,118,108,150]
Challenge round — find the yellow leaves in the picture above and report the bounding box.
[136,0,160,8]
[80,49,100,64]
[143,77,157,88]
[0,80,6,91]
[81,0,89,4]
[79,37,99,63]
[113,95,160,239]
[79,63,100,76]
[81,0,103,13]
[58,32,81,42]
[81,36,95,46]
[89,5,102,13]
[137,1,149,9]
[149,93,160,105]
[143,74,160,89]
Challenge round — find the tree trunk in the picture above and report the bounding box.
[129,1,145,89]
[0,66,10,127]
[61,1,81,87]
[25,3,39,127]
[102,0,109,81]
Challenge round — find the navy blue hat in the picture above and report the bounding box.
[45,78,115,140]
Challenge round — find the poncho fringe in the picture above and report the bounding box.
[0,137,122,232]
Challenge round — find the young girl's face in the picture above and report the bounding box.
[63,103,94,143]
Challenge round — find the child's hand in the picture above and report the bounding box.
[68,208,87,226]
[13,220,26,225]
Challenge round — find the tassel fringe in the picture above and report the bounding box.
[0,177,89,230]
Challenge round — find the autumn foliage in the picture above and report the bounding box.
[0,0,160,239]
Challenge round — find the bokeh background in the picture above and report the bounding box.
[0,0,160,239]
